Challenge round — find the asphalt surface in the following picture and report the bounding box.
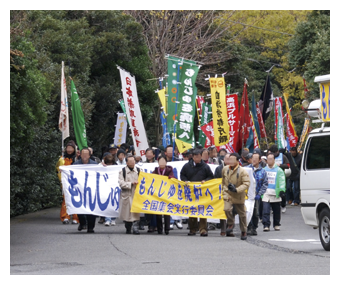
[10,204,330,275]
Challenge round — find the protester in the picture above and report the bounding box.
[165,145,179,162]
[118,154,141,234]
[180,148,214,236]
[287,146,302,206]
[145,148,156,163]
[108,143,118,162]
[152,154,175,235]
[201,149,210,164]
[116,149,127,165]
[247,153,268,235]
[208,146,219,165]
[73,147,98,233]
[56,140,79,225]
[182,150,191,161]
[262,153,286,231]
[214,153,230,236]
[239,149,250,166]
[135,155,142,164]
[88,147,101,164]
[222,153,250,240]
[218,148,227,165]
[268,144,290,213]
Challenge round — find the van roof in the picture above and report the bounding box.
[309,127,330,134]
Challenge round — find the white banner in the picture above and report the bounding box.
[60,162,254,223]
[58,61,69,139]
[118,66,149,161]
[113,112,127,146]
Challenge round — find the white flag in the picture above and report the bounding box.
[58,61,69,139]
[118,66,149,161]
[114,113,127,146]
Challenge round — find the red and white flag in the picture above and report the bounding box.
[58,61,69,139]
[118,66,149,161]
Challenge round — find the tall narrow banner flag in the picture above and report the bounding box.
[198,102,212,147]
[274,98,285,149]
[175,62,199,154]
[251,92,261,140]
[157,88,167,115]
[70,80,88,150]
[283,93,298,147]
[297,118,310,152]
[166,56,196,142]
[160,111,171,148]
[209,77,229,146]
[226,94,239,152]
[250,113,260,149]
[196,96,205,116]
[114,113,127,146]
[238,82,251,150]
[256,103,267,139]
[320,82,330,122]
[118,66,149,160]
[118,99,130,126]
[201,120,215,148]
[59,61,69,139]
[258,75,274,123]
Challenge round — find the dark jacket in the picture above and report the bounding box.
[180,159,214,182]
[153,166,175,178]
[214,163,226,179]
[73,158,98,165]
[288,153,302,181]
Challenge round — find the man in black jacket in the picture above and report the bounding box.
[287,147,302,205]
[180,148,214,236]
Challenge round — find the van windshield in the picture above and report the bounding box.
[306,135,330,170]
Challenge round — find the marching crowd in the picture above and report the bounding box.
[56,140,302,240]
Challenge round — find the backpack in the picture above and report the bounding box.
[122,167,141,181]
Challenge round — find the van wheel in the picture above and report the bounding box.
[319,208,330,251]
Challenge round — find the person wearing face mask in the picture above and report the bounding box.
[152,154,175,235]
[56,140,80,225]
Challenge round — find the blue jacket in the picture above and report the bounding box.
[247,164,268,196]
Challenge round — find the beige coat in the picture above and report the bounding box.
[118,166,140,222]
[222,164,250,205]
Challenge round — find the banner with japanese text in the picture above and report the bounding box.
[60,162,255,223]
[250,113,260,149]
[297,118,310,152]
[200,120,214,148]
[114,113,127,146]
[283,93,298,147]
[209,77,229,146]
[59,61,69,139]
[118,66,149,160]
[131,172,226,219]
[198,102,212,147]
[256,103,267,139]
[226,94,239,152]
[320,82,330,122]
[175,62,199,153]
[274,97,285,149]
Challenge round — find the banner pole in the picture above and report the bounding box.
[172,62,181,161]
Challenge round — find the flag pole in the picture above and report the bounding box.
[61,61,65,157]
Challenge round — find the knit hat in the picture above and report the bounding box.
[117,149,126,157]
[66,140,76,151]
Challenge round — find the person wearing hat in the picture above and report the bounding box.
[117,149,127,165]
[55,140,80,225]
[108,143,118,162]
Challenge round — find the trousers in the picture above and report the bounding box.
[60,195,79,223]
[224,201,247,233]
[188,217,207,233]
[78,214,96,231]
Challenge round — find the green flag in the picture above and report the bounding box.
[198,102,212,146]
[70,80,88,150]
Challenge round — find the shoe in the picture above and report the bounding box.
[208,223,216,230]
[98,217,105,224]
[78,224,83,231]
[126,229,131,234]
[170,224,174,230]
[182,219,188,224]
[187,231,196,236]
[241,232,247,240]
[174,221,183,229]
[226,224,234,233]
[105,221,111,226]
[288,200,293,205]
[139,223,145,230]
[220,232,226,236]
[62,219,69,224]
[111,220,116,226]
[247,228,253,235]
[294,203,299,206]
[251,229,257,236]
[165,230,169,235]
[72,220,78,224]
[132,222,140,235]
[87,229,95,233]
[158,230,163,234]
[281,207,286,213]
[226,232,235,237]
[263,227,270,232]
[274,226,280,231]
[259,219,262,223]
[147,226,155,233]
[200,231,208,237]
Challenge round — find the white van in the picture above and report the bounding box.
[300,125,330,251]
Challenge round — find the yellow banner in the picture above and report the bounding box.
[320,82,330,122]
[209,78,229,146]
[157,88,167,115]
[283,93,298,137]
[131,172,226,219]
[175,138,192,154]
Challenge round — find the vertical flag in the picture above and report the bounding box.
[209,77,229,146]
[258,75,274,123]
[175,62,199,154]
[256,103,267,139]
[226,94,239,152]
[160,111,171,148]
[251,91,261,140]
[274,97,285,149]
[113,113,127,146]
[198,102,212,147]
[70,80,88,150]
[238,81,251,150]
[118,66,149,160]
[250,113,260,150]
[201,120,214,148]
[297,118,310,152]
[157,88,167,115]
[283,93,298,147]
[59,61,69,140]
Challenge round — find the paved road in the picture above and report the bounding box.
[10,204,329,275]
